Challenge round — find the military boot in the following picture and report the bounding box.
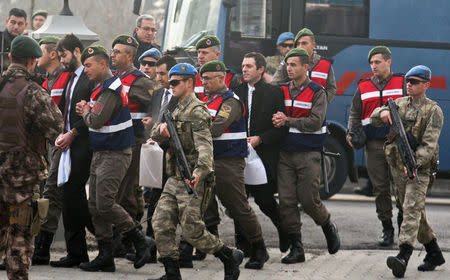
[0,259,5,270]
[124,227,154,269]
[244,239,269,269]
[148,257,182,280]
[418,238,445,271]
[234,223,251,258]
[125,236,157,264]
[322,220,340,254]
[214,246,244,280]
[32,230,54,265]
[379,219,394,247]
[178,241,193,268]
[281,234,305,264]
[276,226,290,253]
[79,240,115,272]
[387,243,413,278]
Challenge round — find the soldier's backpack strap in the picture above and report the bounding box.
[0,73,13,92]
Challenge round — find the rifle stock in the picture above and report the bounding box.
[163,111,198,198]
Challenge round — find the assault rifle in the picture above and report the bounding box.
[163,111,198,198]
[386,98,419,181]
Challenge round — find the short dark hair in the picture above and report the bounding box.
[156,55,177,72]
[56,34,84,54]
[43,43,57,54]
[180,74,195,89]
[244,52,266,70]
[9,8,27,20]
[11,56,29,65]
[287,55,310,66]
[380,52,391,61]
[92,53,110,64]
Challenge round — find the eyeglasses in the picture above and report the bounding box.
[406,78,427,85]
[110,49,125,55]
[140,26,157,33]
[140,61,156,67]
[169,79,187,87]
[200,75,221,82]
[280,43,294,48]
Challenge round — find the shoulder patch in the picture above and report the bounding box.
[308,81,323,92]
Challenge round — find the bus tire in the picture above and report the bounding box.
[319,136,348,200]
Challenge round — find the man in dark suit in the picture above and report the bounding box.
[50,34,95,268]
[138,54,177,263]
[234,52,289,255]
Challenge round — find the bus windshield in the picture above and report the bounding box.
[163,0,222,50]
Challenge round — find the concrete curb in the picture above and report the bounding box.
[330,193,450,205]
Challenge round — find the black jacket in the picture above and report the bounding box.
[235,79,287,190]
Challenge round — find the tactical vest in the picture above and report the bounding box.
[195,72,233,101]
[281,81,326,152]
[119,69,148,138]
[88,76,135,151]
[309,58,332,88]
[205,90,248,159]
[42,71,71,105]
[359,74,404,140]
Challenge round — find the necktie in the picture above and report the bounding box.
[157,89,170,122]
[247,86,255,132]
[63,73,75,131]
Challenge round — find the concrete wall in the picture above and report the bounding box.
[0,0,167,48]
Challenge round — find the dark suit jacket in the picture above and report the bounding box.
[147,87,178,127]
[235,79,287,191]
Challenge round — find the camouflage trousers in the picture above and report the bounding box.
[152,177,223,259]
[0,184,36,280]
[390,166,435,247]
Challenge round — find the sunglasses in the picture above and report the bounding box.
[140,60,156,67]
[169,78,187,87]
[406,78,427,85]
[280,43,294,48]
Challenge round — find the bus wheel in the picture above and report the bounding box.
[319,136,348,200]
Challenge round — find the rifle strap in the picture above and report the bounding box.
[0,73,13,93]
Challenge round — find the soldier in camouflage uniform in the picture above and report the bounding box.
[150,63,243,280]
[371,65,445,278]
[265,32,294,80]
[0,35,63,280]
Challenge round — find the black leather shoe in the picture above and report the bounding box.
[418,238,445,271]
[245,240,269,269]
[50,255,87,268]
[379,220,394,247]
[387,244,413,278]
[322,220,340,254]
[0,260,5,270]
[281,234,305,264]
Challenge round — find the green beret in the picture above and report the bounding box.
[112,35,139,49]
[32,10,48,20]
[200,60,226,75]
[39,36,60,46]
[294,28,314,44]
[284,48,309,62]
[195,35,220,50]
[10,35,43,58]
[81,45,108,64]
[368,46,391,62]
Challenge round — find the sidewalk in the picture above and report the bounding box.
[28,249,448,280]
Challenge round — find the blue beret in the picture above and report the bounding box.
[169,63,197,78]
[276,32,295,45]
[405,65,432,81]
[139,48,162,61]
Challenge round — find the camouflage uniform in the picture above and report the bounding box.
[265,55,283,77]
[116,65,154,222]
[0,64,63,279]
[371,95,443,247]
[151,92,223,259]
[271,53,336,104]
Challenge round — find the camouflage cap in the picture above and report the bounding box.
[294,28,314,44]
[81,45,108,64]
[169,63,197,78]
[195,35,220,50]
[112,34,139,49]
[32,9,48,20]
[200,60,226,75]
[284,48,309,62]
[10,35,43,58]
[39,36,60,46]
[368,46,391,62]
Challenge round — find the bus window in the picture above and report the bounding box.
[230,0,273,39]
[305,0,369,37]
